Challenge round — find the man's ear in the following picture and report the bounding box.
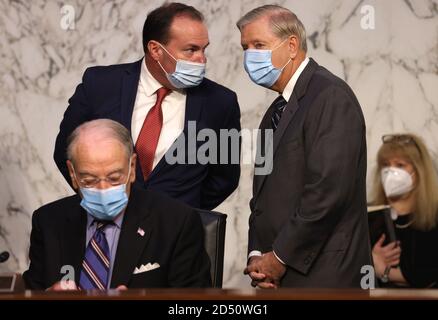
[147,40,163,61]
[130,154,137,183]
[287,35,299,59]
[66,160,79,190]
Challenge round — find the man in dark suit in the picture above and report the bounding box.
[54,3,240,210]
[24,119,211,290]
[237,5,371,288]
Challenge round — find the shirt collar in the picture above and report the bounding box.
[281,57,310,102]
[140,57,164,97]
[86,212,124,230]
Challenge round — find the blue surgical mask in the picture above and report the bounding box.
[80,184,129,221]
[244,39,291,88]
[158,44,206,89]
[74,162,132,221]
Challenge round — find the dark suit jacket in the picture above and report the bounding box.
[22,186,211,289]
[249,58,372,288]
[54,59,241,210]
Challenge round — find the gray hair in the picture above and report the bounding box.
[236,5,307,52]
[66,119,134,163]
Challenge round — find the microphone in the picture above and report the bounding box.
[0,251,10,263]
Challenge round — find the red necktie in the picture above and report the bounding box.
[136,87,171,180]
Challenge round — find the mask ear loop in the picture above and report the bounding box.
[157,60,170,77]
[272,38,292,71]
[272,38,289,51]
[154,42,177,76]
[158,43,177,61]
[408,169,418,191]
[280,58,292,71]
[124,156,133,185]
[70,163,82,188]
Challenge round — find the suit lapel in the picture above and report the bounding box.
[146,84,205,181]
[183,85,205,130]
[252,101,276,196]
[253,58,319,201]
[60,196,87,284]
[110,188,152,288]
[271,93,301,156]
[120,59,142,131]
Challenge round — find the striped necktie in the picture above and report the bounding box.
[271,95,287,131]
[79,221,111,290]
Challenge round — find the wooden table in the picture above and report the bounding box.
[1,288,438,300]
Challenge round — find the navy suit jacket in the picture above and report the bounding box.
[54,59,241,210]
[23,186,212,289]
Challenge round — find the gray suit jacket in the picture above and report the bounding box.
[249,58,372,288]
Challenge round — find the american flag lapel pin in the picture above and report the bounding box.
[137,227,145,237]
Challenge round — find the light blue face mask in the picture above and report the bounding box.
[158,44,206,89]
[80,184,129,221]
[74,162,131,221]
[244,39,291,88]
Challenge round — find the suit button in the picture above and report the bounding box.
[304,258,310,265]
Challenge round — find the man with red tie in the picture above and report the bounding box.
[54,2,241,210]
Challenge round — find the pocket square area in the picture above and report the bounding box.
[133,262,160,274]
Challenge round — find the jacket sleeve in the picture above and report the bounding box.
[53,68,94,187]
[272,85,366,275]
[200,91,241,209]
[22,210,46,290]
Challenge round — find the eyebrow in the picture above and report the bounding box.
[186,42,210,49]
[243,38,267,44]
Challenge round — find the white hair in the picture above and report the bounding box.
[236,5,307,52]
[66,119,133,163]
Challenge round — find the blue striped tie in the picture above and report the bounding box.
[79,221,111,290]
[271,95,287,131]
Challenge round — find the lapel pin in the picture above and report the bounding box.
[137,227,145,237]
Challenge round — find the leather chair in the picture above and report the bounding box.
[197,210,227,288]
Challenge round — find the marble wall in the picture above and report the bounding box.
[0,0,437,288]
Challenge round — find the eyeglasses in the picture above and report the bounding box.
[77,172,129,188]
[382,134,415,145]
[382,134,422,155]
[71,157,133,188]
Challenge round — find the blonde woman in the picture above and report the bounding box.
[371,133,438,287]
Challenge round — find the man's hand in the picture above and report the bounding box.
[46,280,78,291]
[116,285,128,291]
[244,251,286,289]
[244,256,269,288]
[372,234,401,277]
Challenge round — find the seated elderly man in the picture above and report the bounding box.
[23,119,211,290]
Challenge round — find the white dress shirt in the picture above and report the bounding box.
[248,56,310,264]
[131,58,186,169]
[281,56,309,102]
